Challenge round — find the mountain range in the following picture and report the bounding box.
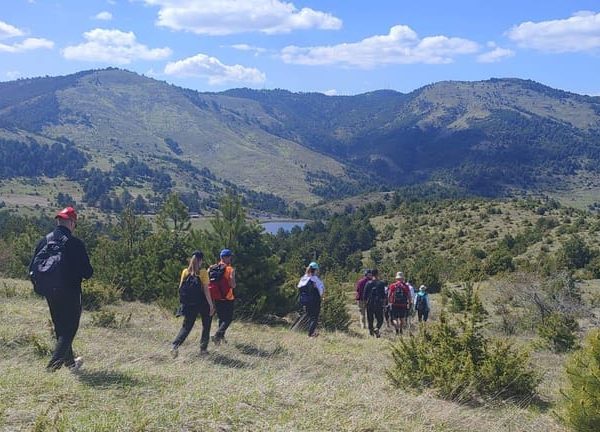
[1,68,600,209]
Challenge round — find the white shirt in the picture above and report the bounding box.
[408,284,416,304]
[297,274,325,297]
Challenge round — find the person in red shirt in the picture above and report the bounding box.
[355,269,372,329]
[388,271,411,335]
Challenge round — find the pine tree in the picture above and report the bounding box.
[561,329,600,431]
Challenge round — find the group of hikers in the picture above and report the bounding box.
[28,206,428,371]
[355,269,431,338]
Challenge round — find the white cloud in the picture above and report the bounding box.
[0,37,54,53]
[62,28,171,64]
[323,89,337,96]
[507,11,600,53]
[281,25,479,68]
[95,11,113,21]
[229,44,267,55]
[0,20,25,39]
[477,42,515,63]
[164,53,266,85]
[141,0,342,35]
[5,70,21,80]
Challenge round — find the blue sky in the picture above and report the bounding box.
[1,0,600,95]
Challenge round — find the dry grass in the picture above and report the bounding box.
[0,278,566,431]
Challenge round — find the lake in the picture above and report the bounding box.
[261,220,307,234]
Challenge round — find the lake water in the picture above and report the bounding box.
[261,220,307,234]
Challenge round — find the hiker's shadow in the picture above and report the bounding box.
[234,342,286,358]
[76,370,141,388]
[208,353,253,369]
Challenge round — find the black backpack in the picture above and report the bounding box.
[179,274,203,305]
[366,281,384,307]
[415,294,428,311]
[30,232,69,297]
[298,279,316,306]
[208,263,226,283]
[393,285,408,307]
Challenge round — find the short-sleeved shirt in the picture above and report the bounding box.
[180,268,209,288]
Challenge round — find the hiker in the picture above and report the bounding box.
[297,261,325,337]
[209,249,236,345]
[29,207,93,372]
[355,269,372,329]
[406,279,416,329]
[171,250,215,358]
[383,281,391,328]
[414,285,431,322]
[363,269,386,337]
[388,272,411,335]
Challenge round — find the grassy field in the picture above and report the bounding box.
[0,278,569,432]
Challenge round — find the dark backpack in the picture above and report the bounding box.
[393,285,408,307]
[179,274,203,305]
[415,294,428,311]
[366,281,384,307]
[298,279,316,306]
[31,232,69,297]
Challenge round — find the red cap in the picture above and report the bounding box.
[55,207,77,221]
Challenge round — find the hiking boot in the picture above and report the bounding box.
[199,348,209,356]
[170,345,179,359]
[374,329,381,338]
[211,336,222,346]
[68,357,84,372]
[395,328,399,335]
[369,329,375,336]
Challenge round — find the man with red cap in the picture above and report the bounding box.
[29,207,93,372]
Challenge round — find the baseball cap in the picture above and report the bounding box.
[308,261,319,270]
[364,269,372,276]
[220,249,233,258]
[55,207,77,221]
[395,271,404,279]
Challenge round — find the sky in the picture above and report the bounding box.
[1,0,600,96]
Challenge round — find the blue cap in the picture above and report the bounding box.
[308,261,319,270]
[220,249,233,258]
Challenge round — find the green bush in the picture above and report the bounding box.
[82,280,120,311]
[90,310,132,328]
[560,329,600,432]
[537,312,578,353]
[387,292,539,402]
[319,275,351,332]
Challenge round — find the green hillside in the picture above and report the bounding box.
[2,68,600,215]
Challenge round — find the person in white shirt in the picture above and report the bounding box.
[297,262,325,337]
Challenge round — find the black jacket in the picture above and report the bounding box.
[363,279,386,306]
[29,225,93,295]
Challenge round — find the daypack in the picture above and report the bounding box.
[298,279,316,306]
[208,263,228,300]
[30,232,69,297]
[366,281,385,307]
[415,294,428,311]
[179,274,203,305]
[393,285,408,307]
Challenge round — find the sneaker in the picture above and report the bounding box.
[211,336,221,346]
[395,328,399,335]
[199,348,209,356]
[69,357,84,372]
[374,329,381,338]
[170,345,179,359]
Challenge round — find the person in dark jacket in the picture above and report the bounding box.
[363,269,386,338]
[355,269,372,329]
[29,207,93,372]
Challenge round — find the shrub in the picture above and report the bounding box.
[82,280,120,311]
[560,329,600,432]
[90,310,132,328]
[537,312,578,353]
[387,291,539,402]
[319,275,351,332]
